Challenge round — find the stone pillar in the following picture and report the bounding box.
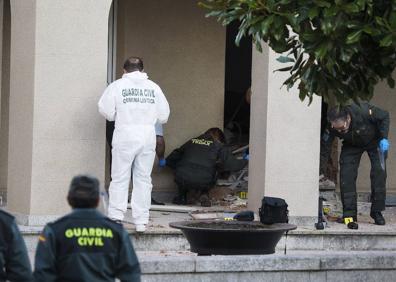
[7,0,112,225]
[0,0,3,117]
[0,0,10,202]
[248,45,321,225]
[0,0,4,196]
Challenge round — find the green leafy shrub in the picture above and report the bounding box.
[200,0,396,105]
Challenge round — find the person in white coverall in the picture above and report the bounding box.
[98,57,170,232]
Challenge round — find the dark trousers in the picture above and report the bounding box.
[340,145,386,217]
[176,179,211,195]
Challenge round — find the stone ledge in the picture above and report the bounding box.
[14,213,60,226]
[18,225,396,236]
[142,270,395,282]
[138,251,396,274]
[21,226,396,253]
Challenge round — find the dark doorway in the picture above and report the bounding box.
[320,100,338,184]
[224,21,252,146]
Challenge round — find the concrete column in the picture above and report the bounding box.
[0,0,3,117]
[7,0,112,225]
[248,45,321,225]
[0,0,10,201]
[0,0,4,195]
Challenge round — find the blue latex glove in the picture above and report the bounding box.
[379,138,389,153]
[158,158,166,167]
[242,148,250,160]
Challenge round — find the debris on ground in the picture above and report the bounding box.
[189,211,237,220]
[208,187,233,201]
[319,174,336,190]
[320,190,396,225]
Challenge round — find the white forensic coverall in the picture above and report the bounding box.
[98,71,170,224]
[154,122,163,136]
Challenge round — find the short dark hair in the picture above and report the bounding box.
[123,56,144,72]
[67,175,100,209]
[327,106,349,123]
[205,127,226,144]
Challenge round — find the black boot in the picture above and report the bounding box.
[347,221,359,229]
[370,211,385,225]
[172,184,188,205]
[151,197,165,205]
[172,193,187,205]
[337,215,357,224]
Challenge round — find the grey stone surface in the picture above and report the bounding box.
[277,232,396,252]
[14,213,61,226]
[288,216,317,227]
[138,250,396,274]
[279,234,325,251]
[326,270,396,282]
[16,210,396,256]
[142,272,326,282]
[142,270,396,282]
[139,255,196,274]
[319,251,396,270]
[131,233,189,252]
[322,234,396,251]
[195,254,319,272]
[20,223,396,254]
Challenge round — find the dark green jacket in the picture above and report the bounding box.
[34,209,140,282]
[166,133,247,187]
[0,209,33,282]
[321,102,390,169]
[322,102,389,148]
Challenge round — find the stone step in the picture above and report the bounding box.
[21,224,396,254]
[22,222,396,281]
[138,250,396,282]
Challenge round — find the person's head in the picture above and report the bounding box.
[67,175,100,209]
[123,56,144,73]
[327,106,351,134]
[205,128,226,144]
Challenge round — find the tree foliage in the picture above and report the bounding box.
[200,0,396,105]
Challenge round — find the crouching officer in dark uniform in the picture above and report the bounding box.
[34,175,141,281]
[0,209,33,281]
[321,102,390,228]
[167,128,248,206]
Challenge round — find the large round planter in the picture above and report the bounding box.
[169,220,297,255]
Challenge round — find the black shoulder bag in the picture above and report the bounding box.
[259,196,289,224]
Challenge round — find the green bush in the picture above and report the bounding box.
[200,0,396,105]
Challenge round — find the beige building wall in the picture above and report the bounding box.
[0,0,3,123]
[6,0,36,216]
[0,0,4,193]
[355,79,396,194]
[0,0,10,197]
[115,0,226,192]
[249,46,321,220]
[7,0,112,223]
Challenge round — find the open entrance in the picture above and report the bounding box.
[0,0,11,205]
[224,21,252,147]
[320,101,338,189]
[107,0,251,206]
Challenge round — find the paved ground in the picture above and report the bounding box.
[120,204,396,234]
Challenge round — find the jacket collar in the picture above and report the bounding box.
[69,208,104,218]
[122,71,148,80]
